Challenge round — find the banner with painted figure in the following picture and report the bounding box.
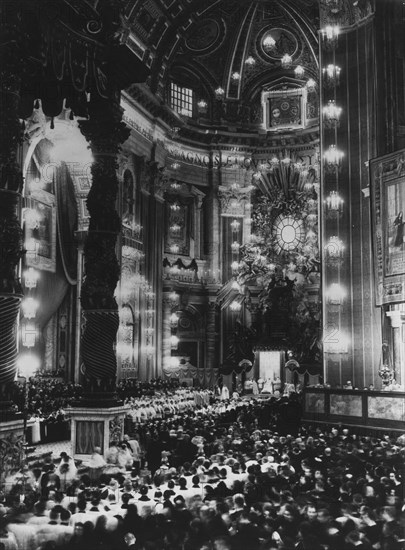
[25,195,57,273]
[370,149,405,305]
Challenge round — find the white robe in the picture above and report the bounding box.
[220,386,230,401]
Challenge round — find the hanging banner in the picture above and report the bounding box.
[370,149,405,305]
[25,193,57,273]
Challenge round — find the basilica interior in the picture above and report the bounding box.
[1,0,405,413]
[1,0,405,487]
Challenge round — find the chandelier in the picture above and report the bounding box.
[170,312,179,328]
[169,127,180,139]
[324,235,344,266]
[169,291,179,307]
[230,219,241,232]
[326,282,346,305]
[323,144,344,171]
[231,261,240,274]
[21,297,39,319]
[323,64,341,87]
[24,267,39,289]
[294,65,305,77]
[170,223,181,234]
[229,301,242,312]
[320,25,340,50]
[169,244,180,254]
[323,100,342,128]
[306,79,317,92]
[325,191,344,217]
[262,34,276,52]
[170,335,179,350]
[197,99,208,114]
[281,54,293,69]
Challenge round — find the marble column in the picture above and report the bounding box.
[78,96,130,404]
[0,4,25,415]
[386,310,404,385]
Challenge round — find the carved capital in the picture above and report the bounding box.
[218,186,251,216]
[386,310,403,329]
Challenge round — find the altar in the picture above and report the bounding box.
[303,386,405,433]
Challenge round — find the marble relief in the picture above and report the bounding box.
[368,396,405,421]
[330,394,362,417]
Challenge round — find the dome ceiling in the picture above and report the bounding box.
[121,0,373,145]
[123,0,319,100]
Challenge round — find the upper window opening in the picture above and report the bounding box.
[170,82,193,117]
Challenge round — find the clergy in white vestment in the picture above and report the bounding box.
[220,386,229,401]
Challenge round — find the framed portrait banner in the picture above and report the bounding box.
[370,149,405,305]
[25,192,57,273]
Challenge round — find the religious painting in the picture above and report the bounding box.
[25,196,57,273]
[330,394,362,417]
[304,392,325,414]
[269,95,301,128]
[370,149,405,305]
[367,396,405,422]
[262,88,304,131]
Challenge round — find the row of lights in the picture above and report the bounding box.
[144,287,155,358]
[321,2,348,354]
[213,77,317,102]
[21,208,41,358]
[229,218,243,313]
[168,291,180,352]
[18,263,41,376]
[17,205,46,376]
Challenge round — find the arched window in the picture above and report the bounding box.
[170,81,193,117]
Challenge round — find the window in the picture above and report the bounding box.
[170,82,193,117]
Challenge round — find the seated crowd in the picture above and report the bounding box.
[1,395,404,550]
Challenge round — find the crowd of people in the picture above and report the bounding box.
[117,380,182,400]
[13,378,183,417]
[125,388,212,428]
[1,393,404,550]
[11,379,186,445]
